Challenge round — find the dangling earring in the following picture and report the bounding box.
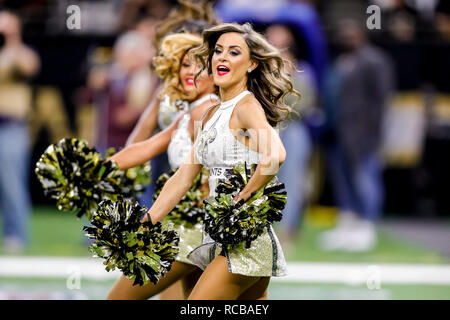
[248,68,252,73]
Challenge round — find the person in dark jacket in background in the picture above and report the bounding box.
[320,19,394,252]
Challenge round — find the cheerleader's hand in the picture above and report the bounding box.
[141,212,155,229]
[140,212,155,234]
[234,188,260,207]
[233,193,247,208]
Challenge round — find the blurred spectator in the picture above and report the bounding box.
[76,47,112,146]
[134,16,159,46]
[266,24,317,251]
[320,19,394,252]
[375,0,439,41]
[0,10,40,253]
[118,0,174,31]
[435,0,450,41]
[87,30,155,153]
[381,0,418,41]
[29,86,74,146]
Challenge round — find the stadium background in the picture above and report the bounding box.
[0,0,449,300]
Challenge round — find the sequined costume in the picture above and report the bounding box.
[168,94,218,169]
[157,94,187,130]
[161,94,219,266]
[188,91,288,277]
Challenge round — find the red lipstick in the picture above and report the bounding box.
[217,65,230,76]
[185,77,194,85]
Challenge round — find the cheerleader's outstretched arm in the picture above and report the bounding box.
[125,98,161,146]
[109,112,184,170]
[233,98,286,202]
[143,147,203,224]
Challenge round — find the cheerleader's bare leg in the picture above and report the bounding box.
[159,281,184,300]
[237,278,269,300]
[181,268,204,298]
[107,261,200,300]
[188,255,270,300]
[158,267,202,300]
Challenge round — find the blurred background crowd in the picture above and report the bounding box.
[0,0,449,266]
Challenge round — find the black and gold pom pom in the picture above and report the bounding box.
[83,197,179,286]
[203,162,287,249]
[35,139,153,220]
[152,168,206,226]
[35,138,121,219]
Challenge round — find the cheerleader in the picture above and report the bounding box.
[126,0,219,145]
[117,1,219,300]
[143,22,300,299]
[106,32,218,300]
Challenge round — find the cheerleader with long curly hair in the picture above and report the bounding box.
[106,32,218,300]
[126,0,219,145]
[143,22,300,299]
[117,0,219,300]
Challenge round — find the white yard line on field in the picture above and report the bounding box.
[1,256,450,286]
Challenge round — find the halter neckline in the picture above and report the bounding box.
[190,93,220,110]
[219,90,252,110]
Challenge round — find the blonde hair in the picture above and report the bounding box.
[192,23,301,127]
[153,33,202,102]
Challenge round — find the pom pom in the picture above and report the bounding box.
[152,168,206,226]
[203,162,287,249]
[35,138,121,219]
[105,147,152,199]
[83,197,179,286]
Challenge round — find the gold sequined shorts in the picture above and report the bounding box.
[187,225,288,277]
[161,220,204,266]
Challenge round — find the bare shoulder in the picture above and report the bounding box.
[234,94,266,124]
[200,102,221,127]
[190,98,220,122]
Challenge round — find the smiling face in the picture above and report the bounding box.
[211,32,256,91]
[179,51,196,93]
[179,49,214,98]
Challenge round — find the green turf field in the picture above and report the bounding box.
[1,206,447,264]
[0,206,449,300]
[0,206,92,257]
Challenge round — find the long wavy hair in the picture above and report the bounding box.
[192,23,301,127]
[153,33,203,102]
